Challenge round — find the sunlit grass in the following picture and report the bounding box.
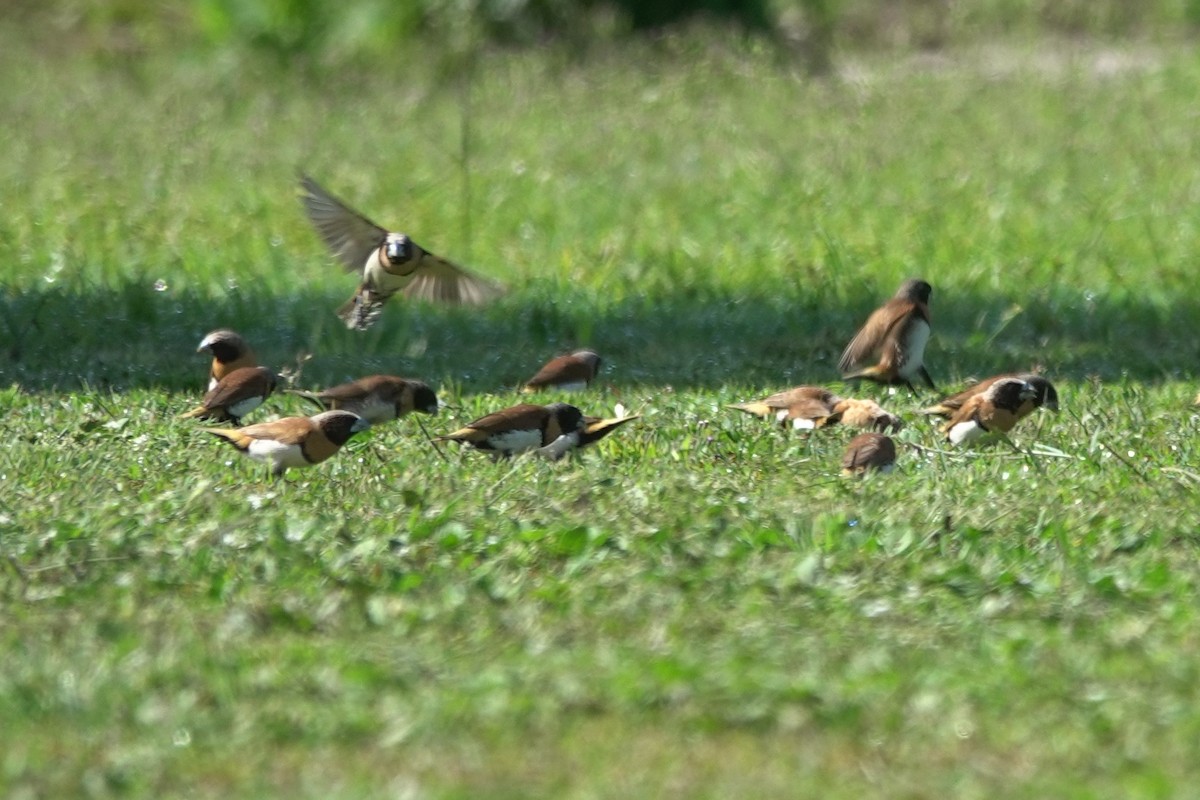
[4,22,1200,799]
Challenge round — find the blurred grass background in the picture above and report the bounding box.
[15,0,1200,65]
[4,0,1200,392]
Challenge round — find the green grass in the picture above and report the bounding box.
[5,21,1200,799]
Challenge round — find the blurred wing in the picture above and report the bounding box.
[838,301,913,374]
[402,252,505,306]
[299,174,388,273]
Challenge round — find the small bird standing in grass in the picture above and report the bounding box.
[204,410,369,477]
[288,375,438,425]
[728,386,902,432]
[437,402,639,460]
[197,329,256,391]
[940,377,1039,446]
[181,366,277,426]
[838,278,936,393]
[841,432,897,476]
[729,386,846,430]
[921,373,1059,420]
[299,174,504,330]
[436,402,586,459]
[522,350,602,393]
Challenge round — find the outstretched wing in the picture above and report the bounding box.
[299,174,388,273]
[403,251,506,306]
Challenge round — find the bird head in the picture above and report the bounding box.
[383,234,412,265]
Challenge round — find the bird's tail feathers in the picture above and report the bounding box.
[841,365,886,382]
[286,390,330,412]
[579,414,640,446]
[337,286,386,331]
[434,427,483,443]
[204,428,253,452]
[727,402,771,419]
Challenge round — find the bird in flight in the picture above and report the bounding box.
[299,174,504,330]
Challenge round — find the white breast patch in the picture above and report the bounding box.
[227,396,265,420]
[947,420,987,446]
[364,252,415,295]
[487,429,545,454]
[789,415,817,430]
[355,398,395,425]
[898,319,931,380]
[536,431,582,460]
[247,439,308,468]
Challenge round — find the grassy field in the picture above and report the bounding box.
[5,18,1200,799]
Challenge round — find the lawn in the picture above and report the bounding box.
[4,17,1200,799]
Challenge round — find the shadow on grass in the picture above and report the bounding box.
[0,278,1194,394]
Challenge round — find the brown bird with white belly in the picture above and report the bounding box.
[922,373,1058,420]
[838,278,936,393]
[728,386,902,432]
[197,328,256,391]
[181,366,277,426]
[299,174,504,330]
[289,375,438,425]
[204,410,369,477]
[522,350,602,393]
[941,377,1039,446]
[841,432,897,476]
[436,402,586,459]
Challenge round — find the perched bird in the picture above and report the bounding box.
[522,350,603,393]
[841,433,897,476]
[728,387,902,432]
[299,174,503,330]
[922,373,1058,420]
[288,375,438,425]
[941,377,1038,445]
[181,366,277,425]
[204,410,369,477]
[838,278,936,392]
[436,402,585,459]
[197,329,256,391]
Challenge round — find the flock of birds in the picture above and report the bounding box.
[180,176,1061,479]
